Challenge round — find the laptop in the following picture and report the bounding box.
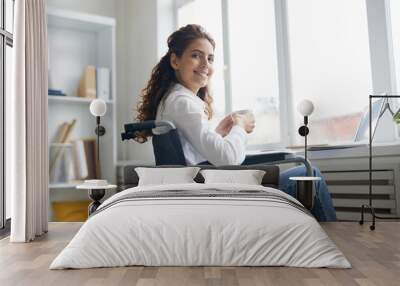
[304,98,386,151]
[248,98,388,153]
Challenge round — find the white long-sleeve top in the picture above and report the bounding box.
[156,83,247,166]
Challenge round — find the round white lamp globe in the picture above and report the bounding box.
[90,99,107,117]
[297,99,314,116]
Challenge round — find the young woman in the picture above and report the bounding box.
[136,24,336,221]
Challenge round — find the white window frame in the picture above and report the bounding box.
[380,0,398,93]
[365,0,395,94]
[221,0,292,150]
[1,0,14,230]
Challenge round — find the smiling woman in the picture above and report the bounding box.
[135,24,255,166]
[136,24,216,128]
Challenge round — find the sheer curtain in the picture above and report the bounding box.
[8,0,49,242]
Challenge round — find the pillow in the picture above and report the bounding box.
[200,169,266,185]
[135,167,201,186]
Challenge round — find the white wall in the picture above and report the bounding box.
[47,0,116,17]
[116,0,175,163]
[157,0,176,59]
[115,0,158,163]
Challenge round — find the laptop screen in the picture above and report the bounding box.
[354,98,386,142]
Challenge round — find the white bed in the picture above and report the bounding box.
[50,183,351,269]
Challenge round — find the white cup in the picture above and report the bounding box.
[232,110,254,121]
[233,109,252,115]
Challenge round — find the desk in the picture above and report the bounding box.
[243,151,313,176]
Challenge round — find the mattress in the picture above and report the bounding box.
[50,183,350,269]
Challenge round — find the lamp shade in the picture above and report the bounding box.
[297,99,314,116]
[90,99,107,117]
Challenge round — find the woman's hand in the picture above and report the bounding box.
[232,112,255,134]
[215,114,234,137]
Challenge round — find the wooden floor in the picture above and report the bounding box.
[0,222,399,286]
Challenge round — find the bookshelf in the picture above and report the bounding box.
[47,8,117,221]
[49,182,83,189]
[48,96,114,104]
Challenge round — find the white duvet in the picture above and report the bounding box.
[50,183,351,269]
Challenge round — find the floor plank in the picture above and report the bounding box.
[0,222,399,286]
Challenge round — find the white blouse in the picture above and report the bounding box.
[156,83,247,166]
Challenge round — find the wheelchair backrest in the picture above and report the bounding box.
[152,129,187,166]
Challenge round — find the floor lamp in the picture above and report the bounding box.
[359,94,400,230]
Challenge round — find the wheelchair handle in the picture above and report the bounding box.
[121,120,176,141]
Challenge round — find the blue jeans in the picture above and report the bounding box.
[279,166,337,221]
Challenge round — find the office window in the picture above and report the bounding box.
[177,0,226,127]
[1,0,14,229]
[176,0,379,147]
[5,0,14,33]
[5,45,12,220]
[389,0,400,93]
[287,0,372,145]
[228,0,280,146]
[178,0,280,146]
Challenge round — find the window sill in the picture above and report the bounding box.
[297,142,400,160]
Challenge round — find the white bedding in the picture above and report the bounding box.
[50,183,351,269]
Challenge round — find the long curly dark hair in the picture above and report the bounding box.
[135,24,216,143]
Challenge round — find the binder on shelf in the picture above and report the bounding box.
[78,65,97,98]
[72,138,101,180]
[84,139,99,179]
[96,67,110,101]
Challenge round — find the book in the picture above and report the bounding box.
[48,89,66,96]
[84,139,97,179]
[54,122,68,143]
[53,119,76,145]
[59,119,76,143]
[72,140,88,180]
[72,138,101,180]
[96,67,110,100]
[78,65,97,98]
